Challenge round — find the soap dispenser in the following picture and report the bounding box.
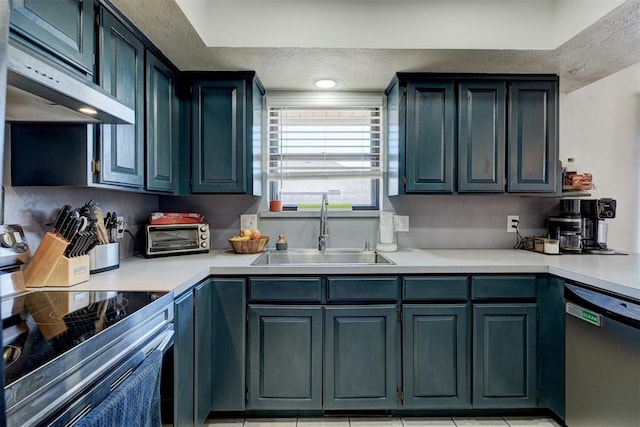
[376,212,397,252]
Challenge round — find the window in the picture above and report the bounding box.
[267,93,383,210]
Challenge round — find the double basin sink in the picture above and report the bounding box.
[251,249,395,266]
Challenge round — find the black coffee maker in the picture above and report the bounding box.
[580,198,617,254]
[548,199,583,253]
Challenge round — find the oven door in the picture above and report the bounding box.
[42,326,173,427]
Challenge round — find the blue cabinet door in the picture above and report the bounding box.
[174,291,194,427]
[194,281,212,425]
[98,7,144,187]
[9,0,94,73]
[473,303,537,408]
[191,76,263,194]
[248,306,323,410]
[145,51,177,192]
[211,278,247,411]
[537,276,565,419]
[324,305,398,409]
[404,81,456,193]
[403,304,471,408]
[458,81,506,192]
[507,80,558,193]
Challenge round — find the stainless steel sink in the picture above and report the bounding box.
[251,249,395,266]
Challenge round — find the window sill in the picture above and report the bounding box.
[259,210,381,219]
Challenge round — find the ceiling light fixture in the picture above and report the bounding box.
[314,79,337,89]
[78,107,98,115]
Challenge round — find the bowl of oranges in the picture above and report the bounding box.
[228,228,269,254]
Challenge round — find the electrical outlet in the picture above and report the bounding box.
[507,215,520,233]
[116,216,125,239]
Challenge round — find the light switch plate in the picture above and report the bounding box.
[393,215,410,232]
[240,214,258,230]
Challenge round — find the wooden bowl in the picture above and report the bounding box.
[228,236,269,254]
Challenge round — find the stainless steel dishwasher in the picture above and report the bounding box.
[565,282,640,427]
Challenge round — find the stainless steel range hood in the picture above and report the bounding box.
[5,43,135,124]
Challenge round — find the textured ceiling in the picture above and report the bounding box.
[109,0,640,92]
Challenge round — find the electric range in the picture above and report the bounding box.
[3,288,174,426]
[0,225,174,426]
[3,290,168,387]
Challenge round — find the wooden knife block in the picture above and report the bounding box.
[24,232,90,287]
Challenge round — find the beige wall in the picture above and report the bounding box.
[559,63,640,253]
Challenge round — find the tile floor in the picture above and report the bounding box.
[204,416,562,427]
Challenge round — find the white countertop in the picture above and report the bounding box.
[39,249,640,301]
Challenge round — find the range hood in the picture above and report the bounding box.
[5,43,135,124]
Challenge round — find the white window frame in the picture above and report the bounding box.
[264,91,385,211]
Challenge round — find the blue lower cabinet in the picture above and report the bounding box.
[403,304,471,408]
[174,291,194,427]
[248,306,322,409]
[194,282,212,424]
[472,304,538,408]
[537,277,565,419]
[324,306,398,410]
[174,282,213,427]
[211,278,246,411]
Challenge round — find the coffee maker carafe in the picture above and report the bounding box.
[548,199,583,253]
[580,198,616,254]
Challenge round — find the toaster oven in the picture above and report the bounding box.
[145,223,210,257]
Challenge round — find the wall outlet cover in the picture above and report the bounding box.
[116,216,125,239]
[507,215,520,233]
[393,215,410,232]
[240,214,258,230]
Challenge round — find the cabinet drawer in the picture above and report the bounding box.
[327,277,399,301]
[403,276,469,301]
[249,277,322,302]
[471,276,536,300]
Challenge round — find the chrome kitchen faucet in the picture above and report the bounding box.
[318,192,329,252]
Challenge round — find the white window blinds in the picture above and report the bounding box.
[267,106,382,181]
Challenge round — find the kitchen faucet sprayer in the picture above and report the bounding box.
[318,192,329,252]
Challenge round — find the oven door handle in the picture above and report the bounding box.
[155,328,174,354]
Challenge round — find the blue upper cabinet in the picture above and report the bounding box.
[458,81,506,192]
[97,7,145,187]
[190,73,264,194]
[386,74,559,195]
[146,50,178,193]
[9,0,94,74]
[507,81,558,193]
[404,81,456,193]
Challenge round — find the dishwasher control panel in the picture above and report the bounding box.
[566,283,640,323]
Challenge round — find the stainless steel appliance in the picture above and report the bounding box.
[0,226,174,425]
[548,198,583,253]
[2,289,173,426]
[565,282,640,427]
[6,40,134,124]
[145,223,210,257]
[548,198,623,255]
[580,198,617,254]
[548,217,582,253]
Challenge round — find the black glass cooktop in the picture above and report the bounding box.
[2,290,167,387]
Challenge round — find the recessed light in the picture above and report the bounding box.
[314,79,337,89]
[78,107,98,115]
